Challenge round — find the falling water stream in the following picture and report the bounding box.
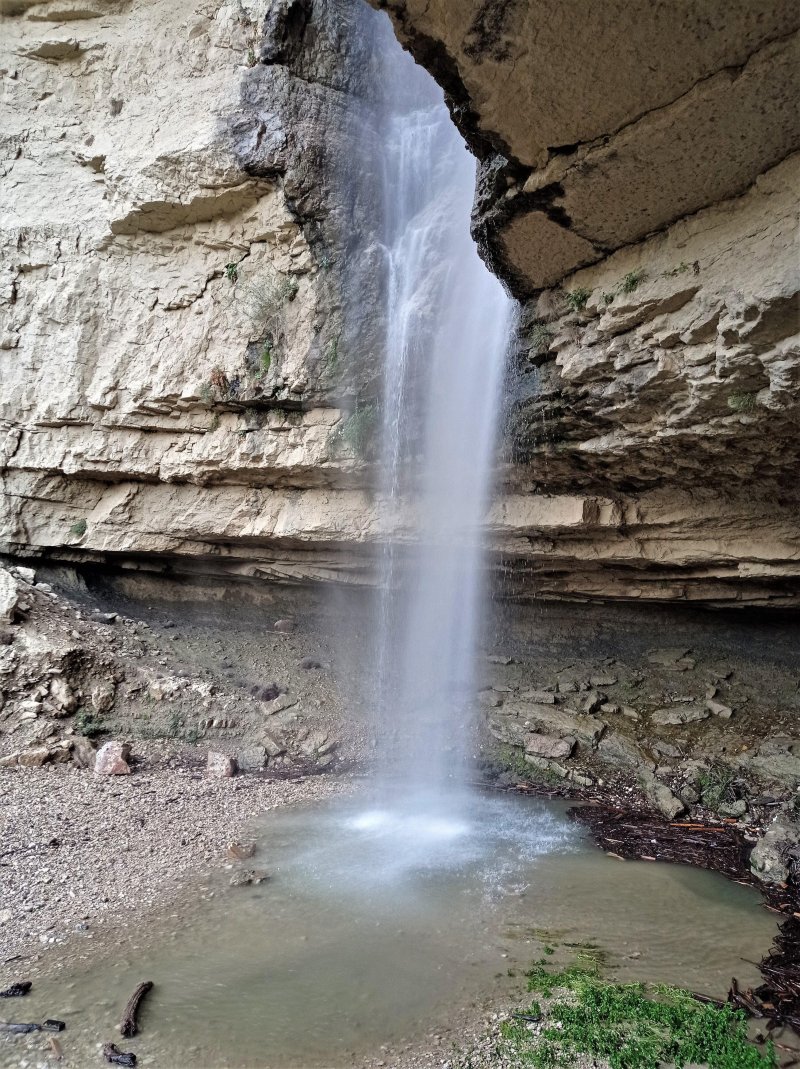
[0,9,783,1069]
[369,3,513,825]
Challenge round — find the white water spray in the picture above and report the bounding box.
[369,17,515,813]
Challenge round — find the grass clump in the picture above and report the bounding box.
[564,287,591,312]
[727,391,757,413]
[501,957,775,1069]
[68,518,87,538]
[530,322,553,355]
[225,262,239,284]
[697,762,738,809]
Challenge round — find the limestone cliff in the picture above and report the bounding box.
[2,0,799,606]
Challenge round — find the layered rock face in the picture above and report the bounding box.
[373,0,800,605]
[1,0,799,605]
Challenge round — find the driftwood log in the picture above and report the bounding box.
[119,980,153,1038]
[0,1021,40,1033]
[103,1042,137,1067]
[0,981,31,998]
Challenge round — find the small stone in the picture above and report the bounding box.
[89,611,117,624]
[620,706,640,721]
[35,582,54,594]
[207,751,236,778]
[599,702,619,715]
[486,655,512,665]
[479,690,503,708]
[273,618,295,633]
[298,657,322,670]
[0,753,19,768]
[651,704,710,726]
[590,675,618,687]
[718,800,747,818]
[647,647,690,666]
[13,566,36,584]
[557,680,578,693]
[518,689,556,704]
[16,746,50,767]
[95,741,131,775]
[226,841,256,860]
[706,699,733,719]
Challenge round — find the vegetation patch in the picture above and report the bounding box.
[620,269,647,294]
[728,391,757,413]
[563,288,591,312]
[68,518,88,539]
[496,956,775,1069]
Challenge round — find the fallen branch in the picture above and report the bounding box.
[0,1020,40,1033]
[119,980,153,1038]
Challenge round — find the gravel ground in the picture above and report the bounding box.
[0,760,351,968]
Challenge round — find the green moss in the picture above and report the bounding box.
[499,957,775,1069]
[68,518,87,538]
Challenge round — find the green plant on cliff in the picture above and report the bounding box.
[237,267,299,365]
[330,404,378,459]
[493,956,775,1069]
[727,390,757,413]
[564,287,591,312]
[620,269,647,294]
[68,518,88,539]
[225,262,239,284]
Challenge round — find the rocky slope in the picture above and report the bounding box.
[1,0,799,605]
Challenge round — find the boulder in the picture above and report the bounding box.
[597,734,655,772]
[273,618,295,633]
[524,733,575,760]
[207,751,236,778]
[706,699,733,719]
[17,746,51,767]
[739,736,800,789]
[261,733,286,758]
[50,676,77,714]
[506,702,606,745]
[94,740,131,775]
[750,813,800,885]
[0,570,20,624]
[237,745,266,772]
[91,680,116,713]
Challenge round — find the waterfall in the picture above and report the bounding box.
[367,14,515,813]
